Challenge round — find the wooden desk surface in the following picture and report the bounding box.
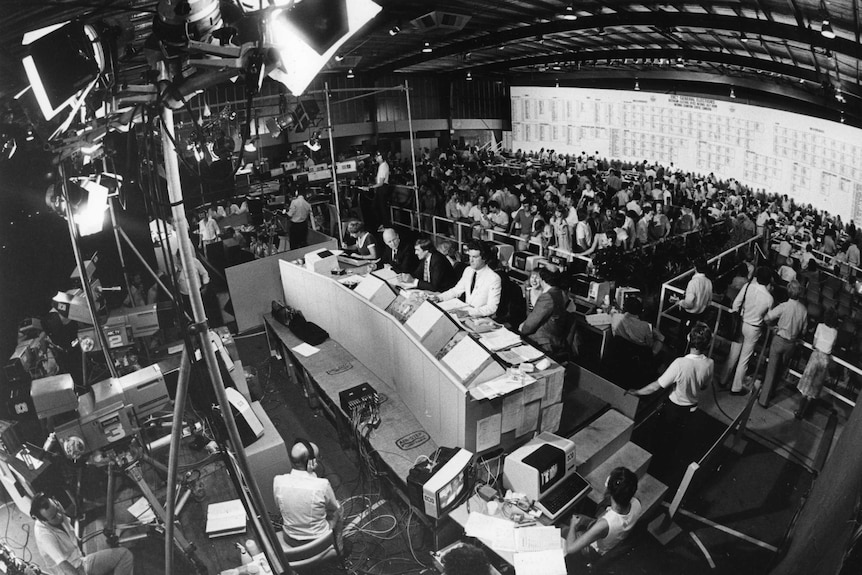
[264,314,438,483]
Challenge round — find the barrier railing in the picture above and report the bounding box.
[390,206,594,269]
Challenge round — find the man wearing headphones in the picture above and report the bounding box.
[31,494,134,575]
[273,439,343,548]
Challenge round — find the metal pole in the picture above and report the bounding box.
[158,64,289,575]
[108,198,134,302]
[325,81,343,244]
[404,81,420,214]
[58,161,118,379]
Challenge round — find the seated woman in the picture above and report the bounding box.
[564,467,642,562]
[518,268,569,355]
[342,220,378,260]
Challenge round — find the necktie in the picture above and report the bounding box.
[424,257,431,282]
[469,270,477,296]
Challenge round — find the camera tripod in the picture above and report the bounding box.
[100,445,207,575]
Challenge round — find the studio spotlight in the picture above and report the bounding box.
[265,113,296,138]
[346,68,355,78]
[334,53,345,62]
[466,71,472,80]
[265,0,381,96]
[422,42,432,53]
[821,19,835,39]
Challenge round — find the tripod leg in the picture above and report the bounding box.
[103,462,119,547]
[124,461,207,575]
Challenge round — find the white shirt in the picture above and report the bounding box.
[199,217,220,243]
[732,281,774,327]
[593,498,643,555]
[274,470,341,541]
[287,195,312,223]
[35,516,83,572]
[658,353,714,407]
[176,258,210,295]
[376,160,390,185]
[439,265,502,318]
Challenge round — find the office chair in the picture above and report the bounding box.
[276,530,346,573]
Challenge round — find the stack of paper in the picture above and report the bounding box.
[497,344,544,365]
[479,328,522,351]
[469,372,536,400]
[205,499,247,538]
[438,299,469,312]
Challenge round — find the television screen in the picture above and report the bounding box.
[438,470,465,510]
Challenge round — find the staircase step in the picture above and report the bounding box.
[637,474,669,520]
[571,409,633,478]
[585,442,652,504]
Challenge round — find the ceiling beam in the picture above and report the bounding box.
[468,46,861,99]
[370,13,862,73]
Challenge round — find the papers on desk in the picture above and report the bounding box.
[405,300,444,340]
[372,267,398,282]
[513,550,567,575]
[292,343,320,357]
[469,371,537,401]
[440,335,489,382]
[497,344,544,365]
[205,499,247,538]
[438,298,469,312]
[479,327,522,351]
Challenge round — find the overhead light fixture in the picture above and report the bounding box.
[389,25,400,36]
[563,3,577,20]
[422,42,432,53]
[265,112,296,138]
[334,53,344,62]
[66,176,110,236]
[264,0,382,96]
[22,21,105,120]
[304,131,322,152]
[634,79,640,91]
[552,64,561,71]
[346,68,354,78]
[740,32,749,43]
[466,71,472,80]
[676,57,685,67]
[821,19,835,39]
[840,112,845,123]
[730,87,736,99]
[555,79,559,88]
[244,139,257,153]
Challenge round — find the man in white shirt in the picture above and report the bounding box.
[626,322,714,469]
[433,241,502,318]
[375,151,390,186]
[286,188,313,248]
[32,494,134,575]
[274,440,343,548]
[198,208,220,248]
[723,266,774,394]
[678,257,713,350]
[175,251,210,314]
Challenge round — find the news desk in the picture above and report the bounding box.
[271,260,566,458]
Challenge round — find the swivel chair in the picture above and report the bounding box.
[276,530,347,573]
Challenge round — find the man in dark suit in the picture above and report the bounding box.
[381,228,418,273]
[402,238,457,292]
[519,267,570,355]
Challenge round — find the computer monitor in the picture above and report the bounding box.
[407,447,473,520]
[504,432,575,501]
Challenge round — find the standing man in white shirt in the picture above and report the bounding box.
[198,207,220,249]
[175,250,210,315]
[723,266,774,394]
[286,187,312,248]
[274,440,343,548]
[432,241,502,318]
[373,151,391,230]
[677,256,713,351]
[375,151,390,186]
[626,322,714,471]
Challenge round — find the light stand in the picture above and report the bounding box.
[58,161,119,379]
[157,62,289,575]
